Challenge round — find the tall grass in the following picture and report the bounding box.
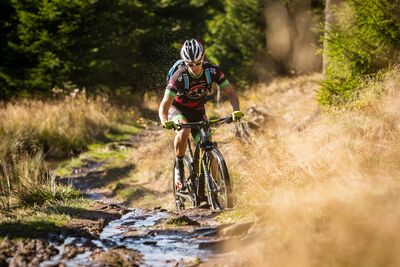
[0,143,80,210]
[0,89,133,159]
[0,89,139,210]
[222,69,400,266]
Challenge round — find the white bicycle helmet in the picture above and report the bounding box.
[180,39,204,62]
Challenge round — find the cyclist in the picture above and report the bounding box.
[159,39,244,192]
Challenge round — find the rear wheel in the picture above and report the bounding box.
[173,156,194,211]
[205,149,232,210]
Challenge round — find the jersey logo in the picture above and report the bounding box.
[186,84,208,99]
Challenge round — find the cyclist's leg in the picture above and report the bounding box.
[168,106,190,157]
[190,107,208,145]
[169,106,191,191]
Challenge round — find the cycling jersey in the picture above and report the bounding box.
[165,62,230,110]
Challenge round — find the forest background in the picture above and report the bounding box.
[2,0,399,105]
[1,0,324,99]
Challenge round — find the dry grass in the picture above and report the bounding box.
[0,146,81,210]
[0,89,138,210]
[216,69,400,266]
[0,90,134,158]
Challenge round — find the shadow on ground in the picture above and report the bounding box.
[110,183,171,207]
[0,204,126,239]
[59,164,135,191]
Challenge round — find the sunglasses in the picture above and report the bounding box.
[186,61,202,68]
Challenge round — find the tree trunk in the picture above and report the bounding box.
[323,0,341,78]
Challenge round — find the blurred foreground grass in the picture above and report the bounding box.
[217,68,400,266]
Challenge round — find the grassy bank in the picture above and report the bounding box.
[0,90,141,220]
[0,198,92,239]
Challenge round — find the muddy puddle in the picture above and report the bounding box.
[37,208,217,266]
[100,209,215,266]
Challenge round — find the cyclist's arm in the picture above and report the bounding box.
[210,63,240,111]
[222,83,240,111]
[159,89,176,124]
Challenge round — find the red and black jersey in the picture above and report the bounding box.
[166,62,230,110]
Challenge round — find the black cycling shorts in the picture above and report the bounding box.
[168,105,207,143]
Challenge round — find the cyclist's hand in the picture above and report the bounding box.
[232,111,244,122]
[163,120,178,130]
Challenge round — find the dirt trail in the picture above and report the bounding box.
[1,120,257,266]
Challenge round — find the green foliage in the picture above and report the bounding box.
[0,0,217,98]
[205,0,266,88]
[319,0,400,106]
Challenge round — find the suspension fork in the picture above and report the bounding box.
[195,145,205,198]
[202,152,216,194]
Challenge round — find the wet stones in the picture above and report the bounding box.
[90,248,142,267]
[1,239,58,267]
[63,218,104,239]
[193,227,218,237]
[153,206,168,212]
[61,244,100,260]
[166,215,201,227]
[143,241,157,246]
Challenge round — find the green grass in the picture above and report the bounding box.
[54,123,140,177]
[110,183,146,202]
[0,215,67,238]
[119,186,145,200]
[105,124,143,141]
[86,146,131,164]
[0,198,92,239]
[216,207,257,224]
[14,183,81,207]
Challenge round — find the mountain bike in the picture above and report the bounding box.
[173,115,234,211]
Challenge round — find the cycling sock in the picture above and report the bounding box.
[175,156,185,186]
[175,156,183,170]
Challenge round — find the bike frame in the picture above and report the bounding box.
[175,116,232,208]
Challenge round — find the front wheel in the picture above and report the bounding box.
[204,149,232,210]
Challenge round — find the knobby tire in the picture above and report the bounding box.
[204,148,232,210]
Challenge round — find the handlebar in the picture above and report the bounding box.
[176,115,233,130]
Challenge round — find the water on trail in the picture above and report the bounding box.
[40,208,216,267]
[100,208,214,266]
